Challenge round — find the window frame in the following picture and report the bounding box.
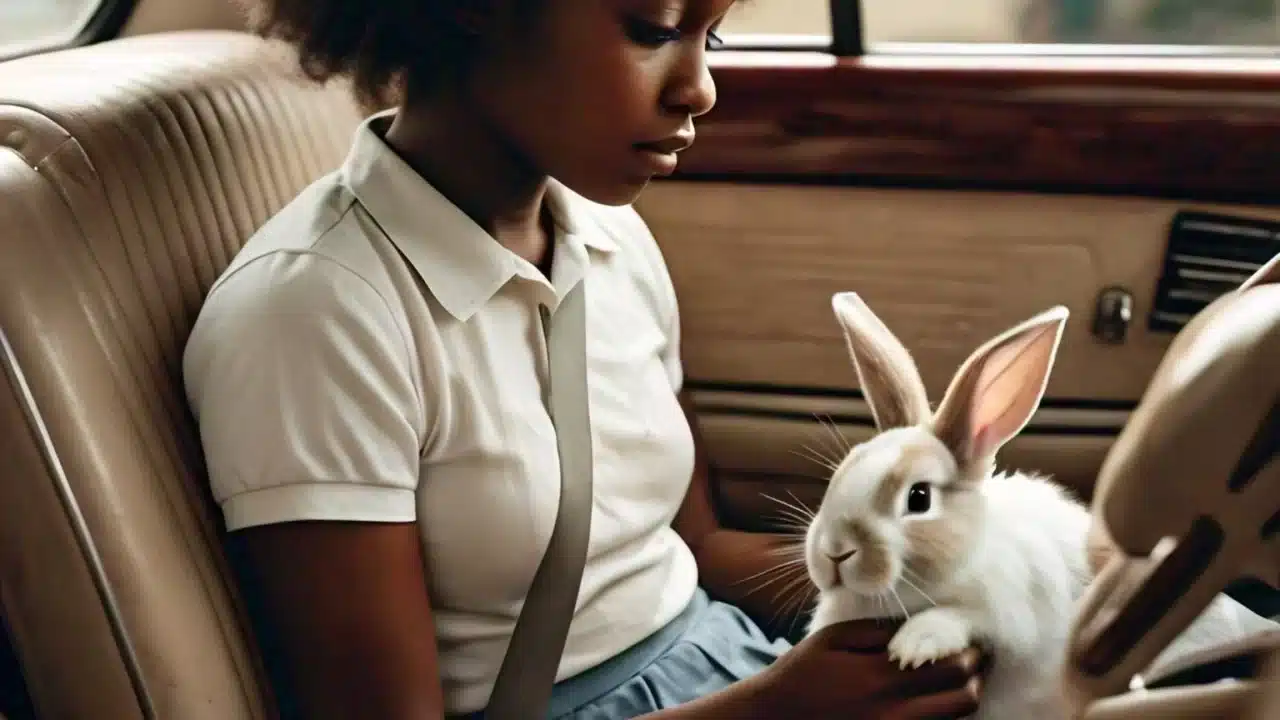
[692,0,1280,206]
[831,0,863,56]
[0,0,137,62]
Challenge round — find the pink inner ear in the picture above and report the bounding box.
[965,325,1056,459]
[970,423,995,460]
[933,305,1067,467]
[969,347,1023,436]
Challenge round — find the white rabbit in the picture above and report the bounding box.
[803,292,1278,719]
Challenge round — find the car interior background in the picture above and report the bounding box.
[0,0,1277,718]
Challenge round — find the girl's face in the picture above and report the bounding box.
[466,0,735,206]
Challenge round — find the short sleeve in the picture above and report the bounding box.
[183,251,423,531]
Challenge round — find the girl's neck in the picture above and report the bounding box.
[383,93,553,267]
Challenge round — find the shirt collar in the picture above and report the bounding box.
[340,110,616,320]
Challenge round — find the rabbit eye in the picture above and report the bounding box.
[906,483,932,514]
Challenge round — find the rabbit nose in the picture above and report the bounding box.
[825,548,857,563]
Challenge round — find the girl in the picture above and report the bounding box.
[184,1,986,717]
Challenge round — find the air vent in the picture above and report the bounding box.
[1150,211,1280,333]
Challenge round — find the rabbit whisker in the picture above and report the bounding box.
[762,493,817,523]
[815,414,852,458]
[766,543,806,559]
[898,571,938,608]
[872,592,889,621]
[735,558,807,587]
[793,445,841,474]
[770,507,812,525]
[768,513,812,532]
[786,585,819,638]
[771,571,812,603]
[769,574,815,628]
[889,587,912,621]
[785,489,816,517]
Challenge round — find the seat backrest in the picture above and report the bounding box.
[0,31,363,719]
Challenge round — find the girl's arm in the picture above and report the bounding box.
[236,521,447,720]
[671,392,811,637]
[187,257,444,719]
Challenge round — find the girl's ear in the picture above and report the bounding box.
[931,306,1069,469]
[831,292,931,432]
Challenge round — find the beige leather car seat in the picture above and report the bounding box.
[0,31,363,719]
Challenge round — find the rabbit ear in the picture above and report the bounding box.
[831,292,931,432]
[1241,252,1280,291]
[932,306,1069,469]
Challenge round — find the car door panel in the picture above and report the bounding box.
[636,52,1280,530]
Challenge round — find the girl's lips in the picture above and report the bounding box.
[632,134,694,176]
[634,133,695,155]
[634,147,679,176]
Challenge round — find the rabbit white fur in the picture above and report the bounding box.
[804,293,1278,719]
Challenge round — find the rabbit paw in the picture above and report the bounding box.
[888,609,973,669]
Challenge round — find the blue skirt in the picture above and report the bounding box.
[546,587,793,719]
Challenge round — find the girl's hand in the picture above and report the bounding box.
[752,617,986,719]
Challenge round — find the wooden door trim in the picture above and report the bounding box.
[675,51,1280,203]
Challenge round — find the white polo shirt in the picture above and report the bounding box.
[183,112,700,713]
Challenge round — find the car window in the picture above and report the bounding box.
[861,0,1280,50]
[719,0,832,44]
[0,0,105,59]
[717,0,1280,54]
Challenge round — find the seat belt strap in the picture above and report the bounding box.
[484,278,594,719]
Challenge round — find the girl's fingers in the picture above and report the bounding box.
[892,677,984,720]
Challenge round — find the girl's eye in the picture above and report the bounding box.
[906,483,932,515]
[623,17,683,48]
[623,18,725,51]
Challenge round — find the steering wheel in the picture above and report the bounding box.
[1062,253,1280,719]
